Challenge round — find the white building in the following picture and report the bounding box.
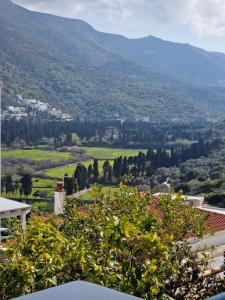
[0,197,31,244]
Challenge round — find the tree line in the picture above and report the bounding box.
[1,174,32,198]
[2,118,213,148]
[65,139,213,194]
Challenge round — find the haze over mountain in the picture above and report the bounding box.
[1,0,225,121]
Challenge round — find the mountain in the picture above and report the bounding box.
[1,0,225,122]
[95,34,225,85]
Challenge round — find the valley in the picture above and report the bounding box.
[1,145,148,211]
[1,1,225,298]
[2,118,225,212]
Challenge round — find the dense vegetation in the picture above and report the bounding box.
[2,118,225,207]
[1,0,225,121]
[0,186,224,299]
[1,118,213,147]
[64,139,216,192]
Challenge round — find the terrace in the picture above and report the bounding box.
[0,197,31,244]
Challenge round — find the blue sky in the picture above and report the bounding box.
[12,0,225,53]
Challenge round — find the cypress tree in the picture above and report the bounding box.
[64,176,75,196]
[88,164,93,180]
[74,164,88,191]
[108,165,113,180]
[115,156,123,177]
[5,176,13,195]
[20,174,32,199]
[103,160,110,179]
[93,159,99,181]
[122,156,129,176]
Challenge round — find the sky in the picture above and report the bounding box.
[12,0,225,53]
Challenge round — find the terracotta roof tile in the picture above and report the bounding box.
[149,196,225,233]
[204,211,225,233]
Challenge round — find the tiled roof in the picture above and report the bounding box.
[149,196,225,233]
[204,211,225,233]
[148,196,163,219]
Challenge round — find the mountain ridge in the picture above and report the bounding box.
[10,0,225,85]
[1,0,225,121]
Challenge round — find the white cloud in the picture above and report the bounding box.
[165,0,225,37]
[12,0,225,37]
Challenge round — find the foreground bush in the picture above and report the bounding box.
[0,185,224,299]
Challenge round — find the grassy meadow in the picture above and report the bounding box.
[79,147,147,160]
[1,149,73,161]
[1,178,56,200]
[44,159,114,178]
[32,178,56,188]
[1,146,148,211]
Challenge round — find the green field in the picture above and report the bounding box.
[1,147,148,205]
[1,177,56,201]
[78,147,147,160]
[43,147,147,178]
[1,149,73,161]
[44,159,114,178]
[32,178,56,198]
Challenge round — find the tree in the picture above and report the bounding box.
[130,166,139,178]
[64,177,75,196]
[114,156,122,177]
[20,174,32,199]
[137,152,146,174]
[108,165,113,180]
[65,132,72,145]
[0,215,69,299]
[103,160,110,179]
[5,176,14,195]
[74,164,88,191]
[1,176,6,193]
[93,159,99,181]
[122,156,129,176]
[13,180,20,194]
[63,185,223,299]
[19,187,23,197]
[87,164,93,181]
[0,187,224,299]
[113,158,117,174]
[74,179,79,193]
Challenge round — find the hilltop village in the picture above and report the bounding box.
[2,95,72,121]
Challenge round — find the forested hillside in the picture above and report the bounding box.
[97,34,225,85]
[1,0,225,121]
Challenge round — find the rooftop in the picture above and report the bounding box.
[150,195,225,233]
[14,281,142,300]
[200,204,225,215]
[203,211,225,233]
[0,197,31,213]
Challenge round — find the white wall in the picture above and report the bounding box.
[54,191,66,215]
[190,230,225,251]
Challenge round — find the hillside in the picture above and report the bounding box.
[1,0,225,121]
[95,34,225,85]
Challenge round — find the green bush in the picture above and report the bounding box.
[0,185,223,299]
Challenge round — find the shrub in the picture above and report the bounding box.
[0,185,224,299]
